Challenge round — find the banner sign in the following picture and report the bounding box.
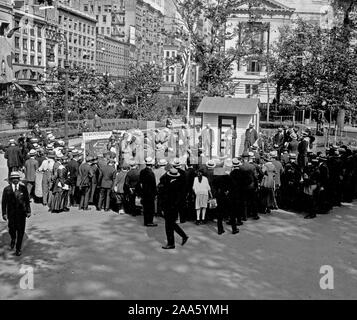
[82,131,118,158]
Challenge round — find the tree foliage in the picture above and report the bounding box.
[173,0,269,97]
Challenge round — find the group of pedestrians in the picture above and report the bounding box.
[2,122,357,256]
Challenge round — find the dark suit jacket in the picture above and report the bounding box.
[273,133,285,148]
[4,145,23,168]
[244,128,258,149]
[77,162,92,188]
[67,159,79,186]
[2,184,31,219]
[98,164,116,189]
[139,167,157,198]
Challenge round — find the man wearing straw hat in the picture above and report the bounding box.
[2,171,31,256]
[24,149,39,201]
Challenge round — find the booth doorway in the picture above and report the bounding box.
[218,116,236,156]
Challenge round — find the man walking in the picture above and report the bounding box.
[2,172,31,256]
[159,168,189,249]
[24,149,39,201]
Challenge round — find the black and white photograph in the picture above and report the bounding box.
[0,0,356,305]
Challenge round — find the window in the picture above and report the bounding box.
[96,27,99,34]
[15,19,20,28]
[30,56,34,65]
[103,15,107,23]
[88,26,90,33]
[30,28,35,36]
[37,27,41,37]
[23,39,28,50]
[84,5,88,12]
[245,84,250,94]
[98,6,101,12]
[30,40,35,51]
[59,16,62,24]
[252,84,259,94]
[107,27,110,34]
[38,41,42,53]
[38,56,42,66]
[247,60,260,73]
[15,37,20,49]
[96,15,99,21]
[79,22,82,32]
[23,54,27,64]
[69,33,72,42]
[101,27,104,34]
[74,23,77,31]
[58,59,62,68]
[14,53,19,63]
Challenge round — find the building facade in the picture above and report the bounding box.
[226,0,330,103]
[96,34,131,79]
[57,0,96,70]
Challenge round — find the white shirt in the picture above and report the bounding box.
[193,176,211,195]
[39,158,55,172]
[12,183,19,192]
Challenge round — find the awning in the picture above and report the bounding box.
[196,97,260,115]
[33,86,44,93]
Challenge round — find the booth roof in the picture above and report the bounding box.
[196,97,260,115]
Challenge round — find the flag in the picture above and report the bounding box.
[179,48,189,87]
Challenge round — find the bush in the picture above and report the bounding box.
[5,104,20,129]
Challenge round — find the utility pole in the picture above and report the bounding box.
[186,31,191,126]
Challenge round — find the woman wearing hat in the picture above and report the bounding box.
[2,171,31,256]
[193,168,212,224]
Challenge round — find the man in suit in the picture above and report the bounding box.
[24,149,39,200]
[244,123,258,152]
[38,150,56,207]
[89,156,100,205]
[159,168,189,249]
[77,156,93,211]
[139,157,158,226]
[97,158,116,211]
[273,128,285,159]
[229,158,242,233]
[93,114,103,131]
[4,139,23,181]
[2,171,31,256]
[124,160,141,216]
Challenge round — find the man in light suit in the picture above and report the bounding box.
[2,171,31,256]
[201,124,215,158]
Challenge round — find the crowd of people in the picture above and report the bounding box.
[2,121,357,255]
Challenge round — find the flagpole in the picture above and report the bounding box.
[187,32,191,126]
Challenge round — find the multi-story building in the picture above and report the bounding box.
[11,0,60,95]
[0,0,14,96]
[96,34,131,79]
[226,0,330,103]
[125,0,164,65]
[57,0,96,70]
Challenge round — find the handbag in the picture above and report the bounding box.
[208,198,217,209]
[135,196,142,207]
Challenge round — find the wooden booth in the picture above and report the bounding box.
[196,97,260,157]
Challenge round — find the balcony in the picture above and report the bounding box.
[245,71,261,76]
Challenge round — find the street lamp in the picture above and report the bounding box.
[47,30,69,146]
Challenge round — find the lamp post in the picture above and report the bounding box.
[47,30,69,146]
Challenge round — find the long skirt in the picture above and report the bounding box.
[35,171,43,198]
[260,187,276,210]
[51,191,63,211]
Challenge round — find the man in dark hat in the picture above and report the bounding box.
[159,168,189,249]
[138,157,158,226]
[244,123,258,152]
[89,156,100,206]
[67,150,80,207]
[273,128,285,160]
[2,172,31,256]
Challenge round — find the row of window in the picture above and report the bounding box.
[59,15,95,35]
[14,53,42,66]
[14,20,43,37]
[15,37,42,53]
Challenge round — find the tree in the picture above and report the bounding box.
[122,63,165,120]
[3,97,20,129]
[268,18,357,125]
[173,0,269,97]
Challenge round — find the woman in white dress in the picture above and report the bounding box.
[193,169,212,225]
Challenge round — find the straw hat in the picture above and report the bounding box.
[167,168,180,177]
[205,159,216,169]
[10,171,21,179]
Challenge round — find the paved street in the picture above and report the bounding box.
[0,153,356,300]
